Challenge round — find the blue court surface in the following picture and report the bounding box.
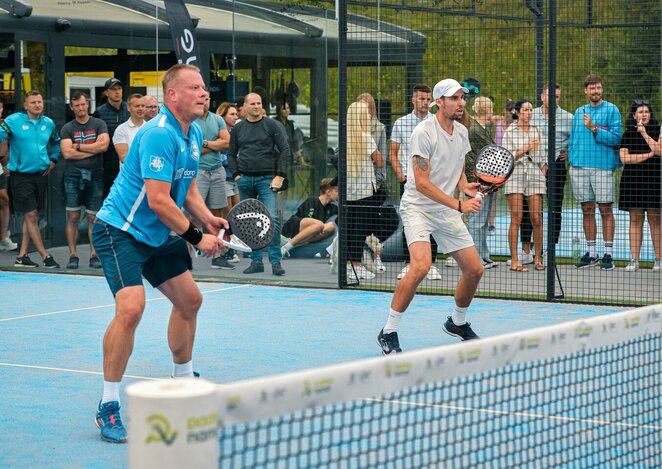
[0,271,625,468]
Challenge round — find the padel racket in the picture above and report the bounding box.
[473,144,515,199]
[218,198,274,252]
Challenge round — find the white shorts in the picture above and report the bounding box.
[401,207,474,254]
[504,160,546,196]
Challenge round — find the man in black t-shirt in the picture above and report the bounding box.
[281,177,338,256]
[60,91,109,269]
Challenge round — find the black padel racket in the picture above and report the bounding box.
[473,144,515,199]
[218,198,274,252]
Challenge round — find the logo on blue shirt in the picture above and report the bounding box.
[150,155,164,172]
[191,142,200,161]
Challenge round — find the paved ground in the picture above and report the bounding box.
[1,242,659,305]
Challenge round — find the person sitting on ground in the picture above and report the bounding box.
[281,177,338,256]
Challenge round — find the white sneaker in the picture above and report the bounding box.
[482,258,497,269]
[445,257,458,267]
[521,250,534,265]
[374,256,386,272]
[625,260,639,272]
[426,265,442,280]
[653,260,661,272]
[280,246,290,257]
[0,237,17,251]
[507,250,534,266]
[397,264,409,279]
[227,253,240,263]
[346,264,359,283]
[347,263,375,280]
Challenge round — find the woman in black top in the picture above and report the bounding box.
[618,99,662,271]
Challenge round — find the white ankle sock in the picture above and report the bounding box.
[451,306,469,326]
[383,309,403,334]
[102,380,121,405]
[587,240,597,258]
[173,360,194,378]
[283,241,293,252]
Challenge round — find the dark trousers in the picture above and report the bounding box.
[521,158,567,246]
[400,181,438,262]
[346,192,383,263]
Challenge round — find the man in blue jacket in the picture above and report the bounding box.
[568,74,622,270]
[0,91,61,268]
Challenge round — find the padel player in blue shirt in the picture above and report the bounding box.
[92,64,228,443]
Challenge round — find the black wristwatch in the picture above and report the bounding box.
[76,143,81,151]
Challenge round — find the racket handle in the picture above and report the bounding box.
[218,229,253,253]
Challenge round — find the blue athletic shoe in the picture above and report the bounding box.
[95,401,127,443]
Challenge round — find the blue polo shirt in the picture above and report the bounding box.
[96,105,203,247]
[0,112,61,173]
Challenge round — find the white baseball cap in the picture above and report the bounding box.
[429,79,469,108]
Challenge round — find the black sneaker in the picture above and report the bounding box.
[66,255,79,269]
[443,317,480,341]
[43,254,60,268]
[14,254,38,268]
[576,252,599,269]
[600,254,614,270]
[272,262,285,276]
[211,256,235,270]
[377,328,402,355]
[243,261,264,274]
[89,255,102,269]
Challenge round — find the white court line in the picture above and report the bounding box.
[364,397,662,431]
[0,362,158,381]
[0,283,252,323]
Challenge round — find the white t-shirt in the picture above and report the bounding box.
[113,118,145,149]
[400,117,471,212]
[391,111,434,176]
[346,134,377,201]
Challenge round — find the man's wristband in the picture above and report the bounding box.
[180,222,203,245]
[458,199,462,213]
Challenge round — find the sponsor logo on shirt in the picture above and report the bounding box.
[150,155,164,172]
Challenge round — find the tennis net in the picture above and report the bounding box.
[216,305,662,468]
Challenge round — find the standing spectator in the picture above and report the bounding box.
[389,84,441,280]
[216,102,241,264]
[0,91,61,268]
[91,64,227,443]
[502,99,546,272]
[356,92,388,272]
[281,177,338,256]
[568,74,622,270]
[216,102,240,214]
[489,99,516,235]
[59,92,110,269]
[274,101,306,166]
[143,95,159,121]
[531,83,574,248]
[377,78,483,355]
[467,97,497,269]
[93,77,129,197]
[194,94,231,269]
[227,92,290,276]
[112,93,145,163]
[618,99,661,271]
[343,101,384,282]
[0,101,17,251]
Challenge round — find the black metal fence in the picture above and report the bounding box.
[337,0,662,305]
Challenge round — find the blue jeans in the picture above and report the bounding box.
[236,175,281,264]
[468,192,495,261]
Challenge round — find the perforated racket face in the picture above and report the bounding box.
[227,199,274,250]
[473,145,515,187]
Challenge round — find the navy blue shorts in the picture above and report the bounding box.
[92,221,192,296]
